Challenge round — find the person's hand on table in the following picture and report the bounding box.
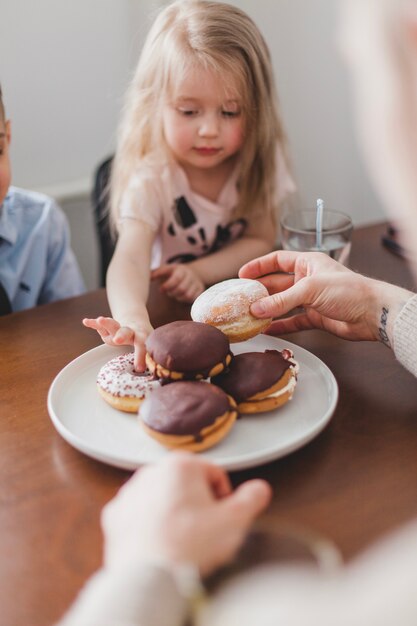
[82,316,153,372]
[239,250,412,345]
[151,263,205,303]
[101,453,271,578]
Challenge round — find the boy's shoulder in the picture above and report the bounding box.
[4,186,67,223]
[6,186,57,213]
[1,187,67,241]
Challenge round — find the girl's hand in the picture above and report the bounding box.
[101,453,271,577]
[239,250,410,344]
[82,316,153,371]
[151,264,205,303]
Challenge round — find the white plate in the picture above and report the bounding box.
[47,336,338,471]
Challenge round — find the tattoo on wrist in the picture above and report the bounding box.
[378,306,391,347]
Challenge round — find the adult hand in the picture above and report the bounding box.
[101,453,271,578]
[82,316,153,371]
[239,251,410,343]
[151,263,205,303]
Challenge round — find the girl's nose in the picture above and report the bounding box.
[198,113,219,137]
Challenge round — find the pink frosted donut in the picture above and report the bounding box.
[97,352,158,413]
[191,278,272,342]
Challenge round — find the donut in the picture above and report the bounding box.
[190,278,272,342]
[145,320,232,382]
[139,381,237,452]
[211,349,299,413]
[97,352,158,413]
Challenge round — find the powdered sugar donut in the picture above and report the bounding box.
[97,352,158,413]
[191,278,272,342]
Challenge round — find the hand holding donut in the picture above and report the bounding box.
[239,250,414,345]
[82,316,153,371]
[101,453,271,577]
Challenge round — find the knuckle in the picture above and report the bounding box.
[271,292,284,309]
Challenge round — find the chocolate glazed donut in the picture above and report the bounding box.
[145,320,232,381]
[211,349,299,414]
[139,381,238,451]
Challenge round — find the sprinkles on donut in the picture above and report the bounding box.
[97,352,157,413]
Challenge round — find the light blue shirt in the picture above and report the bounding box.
[0,186,85,312]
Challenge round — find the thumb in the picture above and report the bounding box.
[223,479,272,527]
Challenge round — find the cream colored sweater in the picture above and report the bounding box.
[393,293,417,377]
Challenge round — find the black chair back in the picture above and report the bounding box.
[92,156,115,287]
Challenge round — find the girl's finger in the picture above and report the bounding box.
[160,270,184,292]
[176,289,195,303]
[133,341,147,372]
[186,284,203,303]
[151,265,171,280]
[96,316,122,334]
[82,317,99,329]
[165,273,190,298]
[172,273,193,297]
[83,317,117,341]
[113,326,135,345]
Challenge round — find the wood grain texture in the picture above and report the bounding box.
[0,223,416,625]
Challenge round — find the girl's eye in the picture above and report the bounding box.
[222,110,240,118]
[178,109,198,116]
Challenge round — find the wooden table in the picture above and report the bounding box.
[1,222,416,625]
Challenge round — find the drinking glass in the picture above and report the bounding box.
[280,209,353,265]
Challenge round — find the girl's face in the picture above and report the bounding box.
[162,67,244,174]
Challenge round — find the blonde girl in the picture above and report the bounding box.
[84,0,295,370]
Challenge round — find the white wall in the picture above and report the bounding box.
[228,0,384,223]
[0,0,385,225]
[0,0,158,197]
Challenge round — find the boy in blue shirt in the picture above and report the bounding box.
[0,83,85,314]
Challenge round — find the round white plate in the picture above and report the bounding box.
[47,336,338,471]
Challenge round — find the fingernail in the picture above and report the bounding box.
[251,301,265,316]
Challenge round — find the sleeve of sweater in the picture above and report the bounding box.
[200,519,417,626]
[393,293,417,378]
[56,563,189,626]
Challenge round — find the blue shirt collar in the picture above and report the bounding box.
[0,190,18,245]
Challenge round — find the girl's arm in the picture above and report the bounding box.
[86,220,155,371]
[190,212,276,286]
[107,220,153,322]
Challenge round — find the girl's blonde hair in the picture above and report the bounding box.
[110,0,291,229]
